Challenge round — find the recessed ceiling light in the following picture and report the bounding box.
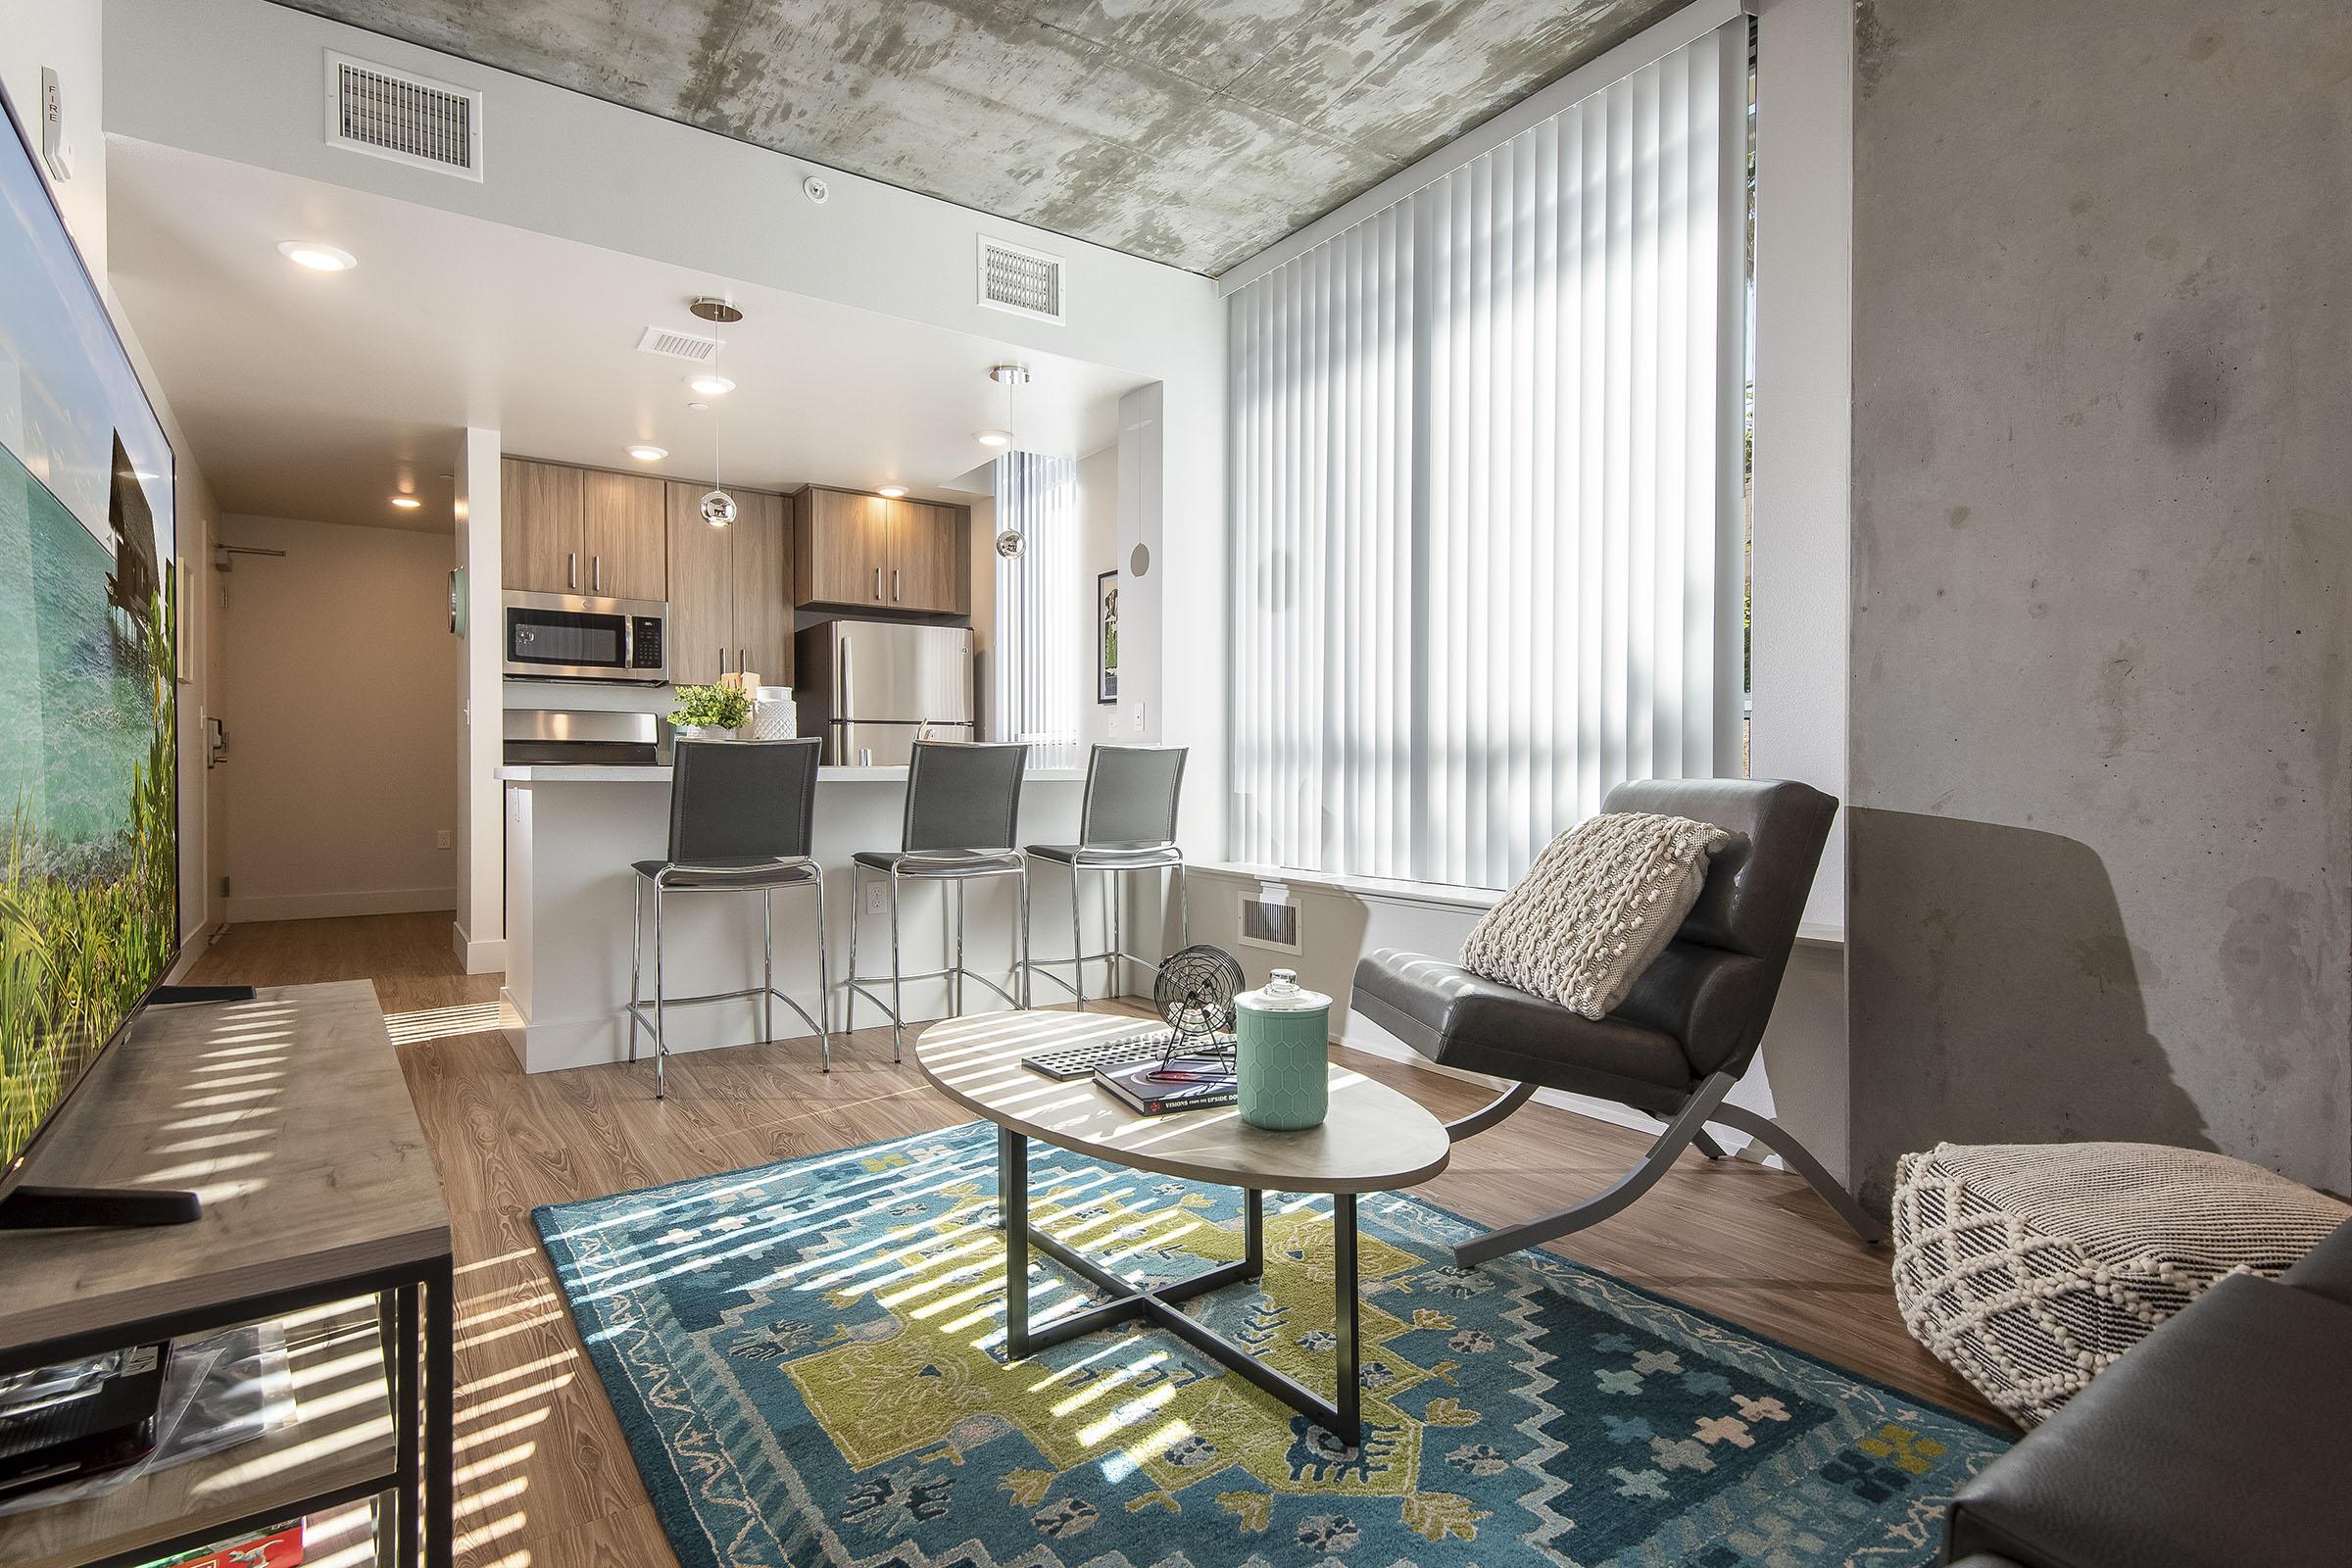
[278,240,357,272]
[975,428,1012,449]
[686,374,735,396]
[389,495,422,510]
[627,444,668,462]
[876,485,908,499]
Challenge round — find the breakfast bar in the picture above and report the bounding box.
[497,761,1089,1073]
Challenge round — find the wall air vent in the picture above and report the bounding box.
[636,326,725,364]
[325,52,483,180]
[1236,887,1303,955]
[977,236,1066,324]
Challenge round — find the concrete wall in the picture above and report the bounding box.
[219,514,459,921]
[1848,0,2352,1202]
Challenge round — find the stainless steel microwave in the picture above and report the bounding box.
[501,590,669,684]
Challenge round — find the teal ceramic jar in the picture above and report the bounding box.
[1235,969,1333,1130]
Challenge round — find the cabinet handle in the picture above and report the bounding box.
[872,565,881,600]
[567,552,578,591]
[592,555,603,594]
[719,647,729,677]
[892,568,901,603]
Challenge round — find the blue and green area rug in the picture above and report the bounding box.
[533,1123,2006,1567]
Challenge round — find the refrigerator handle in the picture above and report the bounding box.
[836,633,850,727]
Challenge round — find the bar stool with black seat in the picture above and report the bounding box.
[626,736,830,1099]
[1022,744,1189,1010]
[846,740,1033,1062]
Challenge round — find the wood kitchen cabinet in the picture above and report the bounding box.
[664,481,794,687]
[582,470,667,600]
[501,458,584,594]
[501,457,667,601]
[793,486,966,614]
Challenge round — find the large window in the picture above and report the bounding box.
[993,450,1081,769]
[1227,22,1750,889]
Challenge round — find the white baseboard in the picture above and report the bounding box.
[453,920,507,975]
[164,923,219,982]
[222,887,458,923]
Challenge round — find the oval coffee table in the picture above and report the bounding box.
[916,1009,1450,1447]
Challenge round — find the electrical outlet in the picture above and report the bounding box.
[436,828,453,849]
[1131,701,1146,733]
[867,883,889,914]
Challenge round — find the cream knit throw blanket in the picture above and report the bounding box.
[1459,811,1730,1018]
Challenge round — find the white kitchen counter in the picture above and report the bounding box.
[501,762,1110,1074]
[497,762,1089,783]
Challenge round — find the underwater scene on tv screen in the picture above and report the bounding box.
[0,439,176,1173]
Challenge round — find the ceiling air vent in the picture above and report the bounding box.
[325,51,482,180]
[977,236,1065,324]
[636,326,725,364]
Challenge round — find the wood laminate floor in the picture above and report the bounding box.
[186,911,2002,1568]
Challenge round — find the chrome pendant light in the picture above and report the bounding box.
[701,403,736,528]
[988,363,1031,558]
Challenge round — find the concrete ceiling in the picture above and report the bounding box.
[268,0,1686,275]
[106,137,1142,531]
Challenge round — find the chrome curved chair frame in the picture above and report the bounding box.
[1022,850,1188,1011]
[627,863,830,1100]
[845,857,1033,1062]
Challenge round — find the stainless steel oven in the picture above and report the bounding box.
[502,590,668,684]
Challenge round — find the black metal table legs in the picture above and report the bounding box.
[997,1127,1363,1447]
[423,1257,455,1568]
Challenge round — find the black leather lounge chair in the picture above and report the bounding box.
[1350,777,1879,1267]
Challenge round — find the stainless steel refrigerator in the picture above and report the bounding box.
[794,620,976,765]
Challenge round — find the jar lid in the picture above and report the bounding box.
[1238,967,1331,1012]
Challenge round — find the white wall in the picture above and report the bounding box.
[217,514,458,920]
[0,0,107,271]
[1077,442,1120,745]
[3,0,227,947]
[454,427,504,969]
[1745,0,1854,1175]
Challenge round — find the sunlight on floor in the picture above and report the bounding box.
[384,1000,505,1046]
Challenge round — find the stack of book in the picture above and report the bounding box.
[1092,1055,1238,1116]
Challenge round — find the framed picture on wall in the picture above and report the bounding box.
[1097,569,1119,705]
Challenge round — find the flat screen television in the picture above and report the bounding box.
[0,76,183,1226]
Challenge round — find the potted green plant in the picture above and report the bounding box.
[669,682,751,740]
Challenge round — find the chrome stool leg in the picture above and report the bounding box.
[845,863,861,1037]
[888,867,906,1064]
[953,880,966,1016]
[652,881,668,1101]
[761,887,775,1045]
[628,877,644,1064]
[1111,874,1125,1000]
[1017,863,1034,1008]
[1067,861,1087,1010]
[814,876,832,1072]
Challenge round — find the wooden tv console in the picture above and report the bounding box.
[0,981,454,1567]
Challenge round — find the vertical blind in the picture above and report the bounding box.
[1228,21,1749,889]
[993,450,1081,770]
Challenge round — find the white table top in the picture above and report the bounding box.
[915,1010,1451,1195]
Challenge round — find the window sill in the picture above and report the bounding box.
[1186,859,1848,949]
[1183,860,1507,913]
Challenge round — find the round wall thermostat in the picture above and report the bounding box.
[803,175,830,205]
